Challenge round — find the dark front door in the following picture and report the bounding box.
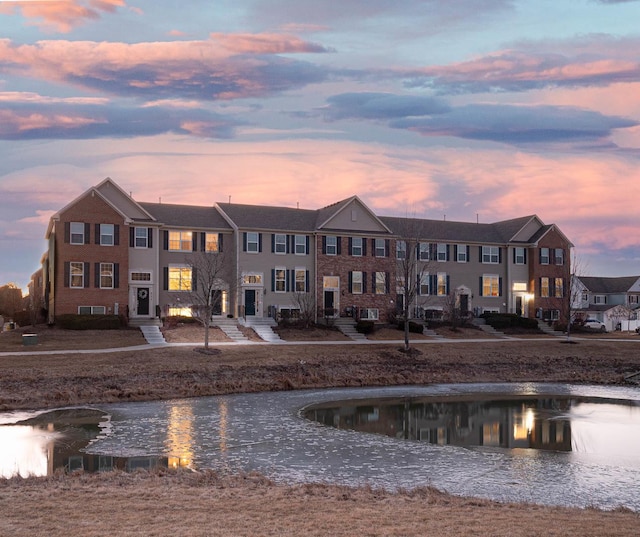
[459,294,469,316]
[211,290,222,316]
[324,290,335,316]
[245,289,256,316]
[137,287,150,316]
[515,296,523,316]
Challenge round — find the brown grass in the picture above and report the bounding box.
[2,326,640,536]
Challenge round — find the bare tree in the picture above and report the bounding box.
[186,250,229,350]
[291,290,316,328]
[563,253,589,342]
[393,217,433,352]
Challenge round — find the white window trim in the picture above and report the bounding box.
[100,224,114,246]
[205,232,219,253]
[295,235,307,255]
[359,308,379,320]
[169,230,193,252]
[246,232,260,253]
[70,222,84,245]
[482,246,499,264]
[419,243,429,261]
[134,227,148,248]
[540,247,550,265]
[514,247,526,265]
[374,239,386,258]
[352,271,363,295]
[374,271,386,294]
[242,272,264,286]
[437,243,447,262]
[70,261,84,288]
[325,236,337,256]
[483,274,500,297]
[274,266,286,293]
[78,306,106,315]
[168,264,192,292]
[437,272,447,296]
[100,262,114,289]
[396,240,406,260]
[295,267,307,293]
[456,244,467,263]
[274,234,287,254]
[351,237,363,257]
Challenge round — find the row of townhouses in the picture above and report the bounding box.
[572,276,640,331]
[36,178,573,326]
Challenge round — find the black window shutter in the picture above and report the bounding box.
[430,243,437,261]
[348,237,353,255]
[148,228,153,248]
[362,272,367,293]
[371,238,376,255]
[305,235,310,255]
[243,232,247,251]
[322,236,327,254]
[348,271,353,293]
[454,244,458,261]
[498,248,502,264]
[271,269,275,292]
[114,263,119,288]
[466,245,470,262]
[64,262,70,287]
[95,224,100,245]
[192,232,198,252]
[129,227,135,247]
[337,237,342,255]
[64,222,70,243]
[288,235,293,254]
[114,225,120,245]
[201,232,206,252]
[385,239,390,257]
[430,274,437,295]
[363,239,367,256]
[499,277,503,297]
[306,270,310,292]
[287,270,292,292]
[479,246,483,261]
[385,271,390,293]
[163,230,169,250]
[258,233,262,252]
[84,262,90,288]
[218,233,223,252]
[513,248,516,264]
[94,262,100,288]
[192,267,197,291]
[479,276,483,297]
[446,244,450,261]
[271,234,275,253]
[163,267,168,291]
[84,223,90,244]
[523,248,527,264]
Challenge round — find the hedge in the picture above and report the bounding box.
[356,320,376,334]
[55,314,125,330]
[481,313,539,330]
[397,320,424,334]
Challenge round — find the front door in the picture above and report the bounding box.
[245,289,256,316]
[136,287,150,316]
[459,294,469,316]
[515,296,524,317]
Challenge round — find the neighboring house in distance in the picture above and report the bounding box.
[572,275,640,331]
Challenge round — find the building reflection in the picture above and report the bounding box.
[165,402,195,469]
[304,396,582,452]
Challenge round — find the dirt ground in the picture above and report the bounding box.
[1,325,639,536]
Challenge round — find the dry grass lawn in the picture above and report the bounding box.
[1,325,640,536]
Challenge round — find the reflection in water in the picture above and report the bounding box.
[0,409,169,478]
[303,395,640,457]
[166,402,195,469]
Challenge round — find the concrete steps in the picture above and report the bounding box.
[215,318,249,342]
[139,325,167,345]
[240,317,282,342]
[537,320,565,337]
[471,318,507,338]
[333,318,368,341]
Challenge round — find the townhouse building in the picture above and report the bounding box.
[41,178,573,326]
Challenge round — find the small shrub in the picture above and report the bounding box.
[356,320,375,334]
[55,314,125,330]
[397,320,424,334]
[482,313,539,330]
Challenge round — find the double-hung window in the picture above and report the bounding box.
[70,222,85,245]
[456,244,467,263]
[396,240,406,259]
[351,237,363,256]
[514,247,526,265]
[419,273,430,295]
[325,236,337,255]
[555,249,564,265]
[482,274,500,297]
[135,227,148,248]
[554,278,564,298]
[419,243,429,261]
[169,265,192,291]
[246,232,259,253]
[437,243,447,262]
[205,233,219,252]
[437,272,447,296]
[274,234,287,254]
[540,277,550,298]
[295,235,307,255]
[100,224,114,246]
[274,268,286,292]
[374,239,386,257]
[540,248,550,265]
[374,271,387,294]
[169,231,192,252]
[70,262,84,288]
[100,263,114,289]
[482,246,499,264]
[295,269,307,292]
[351,271,363,294]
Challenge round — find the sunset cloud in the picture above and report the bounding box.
[0,36,330,100]
[0,0,126,33]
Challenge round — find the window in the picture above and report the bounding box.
[540,277,550,298]
[351,271,363,294]
[359,308,379,320]
[169,265,192,291]
[396,240,406,259]
[482,274,500,297]
[70,262,84,288]
[70,222,85,245]
[246,232,259,253]
[374,272,387,294]
[135,227,148,248]
[594,295,607,305]
[456,244,467,263]
[295,269,307,292]
[295,235,307,255]
[582,291,589,302]
[437,243,447,262]
[375,239,386,257]
[243,273,263,285]
[100,224,114,246]
[540,248,550,265]
[169,231,193,252]
[78,306,106,315]
[482,246,499,264]
[131,272,151,282]
[420,273,430,295]
[100,263,114,289]
[555,249,564,265]
[274,268,286,292]
[351,237,363,256]
[629,295,639,305]
[274,234,286,254]
[205,233,219,252]
[554,278,564,298]
[514,247,526,265]
[437,272,447,296]
[325,236,337,255]
[419,243,429,261]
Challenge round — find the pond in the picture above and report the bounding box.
[1,383,639,511]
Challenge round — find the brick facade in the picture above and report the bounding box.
[53,192,129,317]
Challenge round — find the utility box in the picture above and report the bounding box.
[22,334,38,346]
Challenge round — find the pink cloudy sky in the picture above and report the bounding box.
[1,0,640,290]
